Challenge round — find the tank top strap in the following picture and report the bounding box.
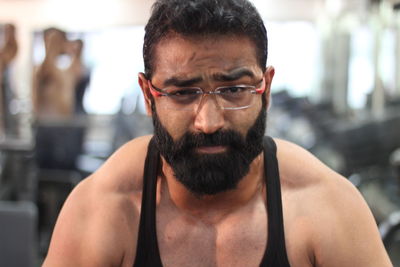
[260,136,291,267]
[133,137,163,267]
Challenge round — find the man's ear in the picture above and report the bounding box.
[263,66,275,111]
[138,72,153,116]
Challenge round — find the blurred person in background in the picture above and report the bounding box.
[33,28,85,120]
[0,24,18,135]
[43,0,392,266]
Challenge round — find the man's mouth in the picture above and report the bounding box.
[195,145,227,154]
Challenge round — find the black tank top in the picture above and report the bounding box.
[133,136,291,267]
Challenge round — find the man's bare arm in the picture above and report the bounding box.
[314,175,392,267]
[42,138,149,267]
[42,177,129,267]
[276,139,392,267]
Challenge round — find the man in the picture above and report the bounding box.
[0,24,17,73]
[0,24,18,135]
[43,0,393,266]
[33,28,84,120]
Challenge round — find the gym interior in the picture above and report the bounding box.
[1,0,400,266]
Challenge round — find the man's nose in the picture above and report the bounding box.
[193,95,225,134]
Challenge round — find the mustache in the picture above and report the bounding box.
[173,130,246,152]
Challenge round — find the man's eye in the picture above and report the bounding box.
[218,86,247,94]
[169,88,200,96]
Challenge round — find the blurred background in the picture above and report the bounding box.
[1,0,400,266]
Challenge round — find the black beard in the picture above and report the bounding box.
[152,105,267,196]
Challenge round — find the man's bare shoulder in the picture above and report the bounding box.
[93,134,153,193]
[274,138,339,189]
[275,139,392,267]
[274,138,365,199]
[274,138,373,207]
[43,135,153,267]
[275,138,376,226]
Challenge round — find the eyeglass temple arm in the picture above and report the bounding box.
[255,87,265,94]
[255,79,266,94]
[148,81,164,97]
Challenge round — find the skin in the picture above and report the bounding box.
[43,35,393,267]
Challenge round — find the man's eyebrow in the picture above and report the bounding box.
[212,68,255,82]
[163,76,203,87]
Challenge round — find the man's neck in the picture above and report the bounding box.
[160,153,265,224]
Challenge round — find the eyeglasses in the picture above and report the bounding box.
[148,78,265,110]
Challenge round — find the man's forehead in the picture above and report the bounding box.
[156,32,256,51]
[151,34,261,83]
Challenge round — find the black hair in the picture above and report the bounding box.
[143,0,268,79]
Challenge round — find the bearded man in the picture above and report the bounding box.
[43,0,392,266]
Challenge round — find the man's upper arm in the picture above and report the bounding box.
[314,176,392,267]
[42,177,124,267]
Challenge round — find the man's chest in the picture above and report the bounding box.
[155,203,268,267]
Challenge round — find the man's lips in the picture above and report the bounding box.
[195,145,227,154]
